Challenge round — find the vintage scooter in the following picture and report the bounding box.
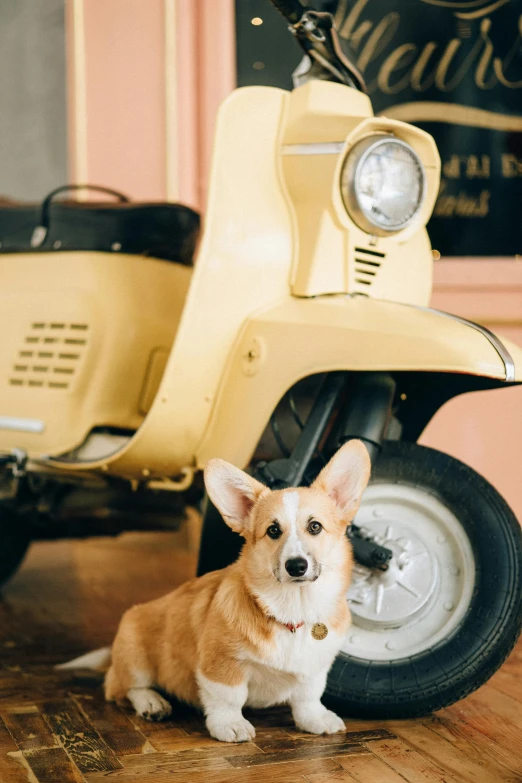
[0,0,521,718]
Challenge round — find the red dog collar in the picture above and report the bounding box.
[284,621,305,633]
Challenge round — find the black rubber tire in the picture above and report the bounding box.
[0,506,31,589]
[325,440,522,718]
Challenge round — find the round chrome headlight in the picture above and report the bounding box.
[341,135,426,235]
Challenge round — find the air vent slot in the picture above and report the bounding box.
[9,322,89,390]
[354,246,385,258]
[354,247,386,290]
[355,258,380,268]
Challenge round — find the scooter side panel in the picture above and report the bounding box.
[0,251,190,458]
[197,295,521,469]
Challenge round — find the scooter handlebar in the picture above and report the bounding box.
[269,0,305,24]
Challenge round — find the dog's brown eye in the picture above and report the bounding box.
[267,523,282,539]
[308,520,322,535]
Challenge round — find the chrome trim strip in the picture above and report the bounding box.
[281,142,345,156]
[419,306,516,382]
[0,416,45,433]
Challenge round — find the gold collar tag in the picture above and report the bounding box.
[311,623,328,640]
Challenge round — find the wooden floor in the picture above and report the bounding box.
[1,525,522,783]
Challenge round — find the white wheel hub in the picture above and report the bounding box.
[343,483,475,662]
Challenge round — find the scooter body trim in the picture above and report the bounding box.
[196,295,522,470]
[417,306,516,383]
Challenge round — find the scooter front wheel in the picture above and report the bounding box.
[325,440,522,718]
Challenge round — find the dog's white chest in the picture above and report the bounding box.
[245,624,342,708]
[268,624,340,672]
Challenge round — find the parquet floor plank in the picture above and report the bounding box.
[85,756,344,783]
[0,716,31,783]
[226,740,370,768]
[420,711,522,779]
[304,767,360,783]
[489,668,522,703]
[389,719,519,783]
[1,706,58,752]
[72,692,153,756]
[22,747,86,783]
[335,754,409,783]
[360,736,465,783]
[40,698,122,774]
[448,688,522,769]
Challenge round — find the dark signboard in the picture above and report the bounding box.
[236,0,522,257]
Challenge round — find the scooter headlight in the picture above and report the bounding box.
[341,136,426,235]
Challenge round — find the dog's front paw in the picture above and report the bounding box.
[295,708,346,735]
[137,692,173,721]
[207,715,256,743]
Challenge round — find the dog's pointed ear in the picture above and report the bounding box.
[312,440,371,520]
[204,459,268,536]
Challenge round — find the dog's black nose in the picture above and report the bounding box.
[285,557,308,577]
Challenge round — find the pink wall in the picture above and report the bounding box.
[67,0,235,207]
[175,0,236,210]
[175,0,199,209]
[423,260,522,519]
[73,0,168,200]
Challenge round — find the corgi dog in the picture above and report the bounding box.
[57,440,370,742]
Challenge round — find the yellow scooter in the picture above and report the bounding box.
[0,0,520,718]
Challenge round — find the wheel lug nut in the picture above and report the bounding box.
[349,635,359,644]
[373,508,385,518]
[385,641,395,651]
[449,566,460,576]
[444,602,454,611]
[437,535,446,544]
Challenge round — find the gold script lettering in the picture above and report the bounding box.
[443,155,462,179]
[338,0,370,42]
[434,36,486,92]
[475,19,498,88]
[356,13,400,73]
[435,182,491,218]
[466,154,491,178]
[501,154,522,176]
[442,155,491,179]
[335,2,522,96]
[378,43,418,94]
[410,42,439,91]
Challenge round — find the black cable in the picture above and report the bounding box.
[268,0,305,24]
[288,391,305,430]
[270,412,291,457]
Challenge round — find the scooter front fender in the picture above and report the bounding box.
[197,294,522,469]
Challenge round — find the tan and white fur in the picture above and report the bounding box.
[57,440,370,742]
